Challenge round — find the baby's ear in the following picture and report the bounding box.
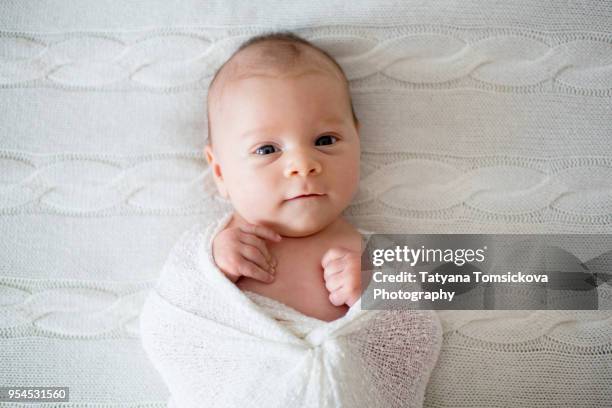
[204,145,229,199]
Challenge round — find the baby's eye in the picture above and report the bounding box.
[254,144,278,155]
[315,135,338,146]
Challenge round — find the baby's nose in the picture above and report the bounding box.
[283,150,322,178]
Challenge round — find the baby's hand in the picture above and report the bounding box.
[321,247,362,307]
[212,223,282,283]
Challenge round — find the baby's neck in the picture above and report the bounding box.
[228,211,350,240]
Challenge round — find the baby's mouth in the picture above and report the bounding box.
[286,193,326,201]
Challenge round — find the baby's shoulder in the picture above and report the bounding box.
[328,217,364,253]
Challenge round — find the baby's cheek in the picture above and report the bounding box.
[225,171,257,208]
[238,182,263,204]
[342,161,361,198]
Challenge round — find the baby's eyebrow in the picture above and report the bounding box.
[241,118,347,139]
[319,117,348,127]
[241,127,273,139]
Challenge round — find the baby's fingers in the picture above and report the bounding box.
[239,223,282,243]
[239,232,276,267]
[240,244,275,276]
[237,259,274,283]
[328,289,347,307]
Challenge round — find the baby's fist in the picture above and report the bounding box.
[212,224,281,283]
[321,247,362,307]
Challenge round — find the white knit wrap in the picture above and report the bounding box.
[139,214,443,408]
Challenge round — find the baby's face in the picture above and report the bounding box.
[205,68,360,237]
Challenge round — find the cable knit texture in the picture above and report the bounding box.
[139,211,442,408]
[1,0,611,406]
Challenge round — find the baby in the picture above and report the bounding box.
[141,32,442,407]
[204,32,364,322]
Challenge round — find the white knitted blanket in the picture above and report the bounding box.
[139,214,443,408]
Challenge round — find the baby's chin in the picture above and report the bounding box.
[276,223,327,238]
[234,202,346,238]
[269,215,339,238]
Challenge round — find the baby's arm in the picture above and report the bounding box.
[211,223,281,283]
